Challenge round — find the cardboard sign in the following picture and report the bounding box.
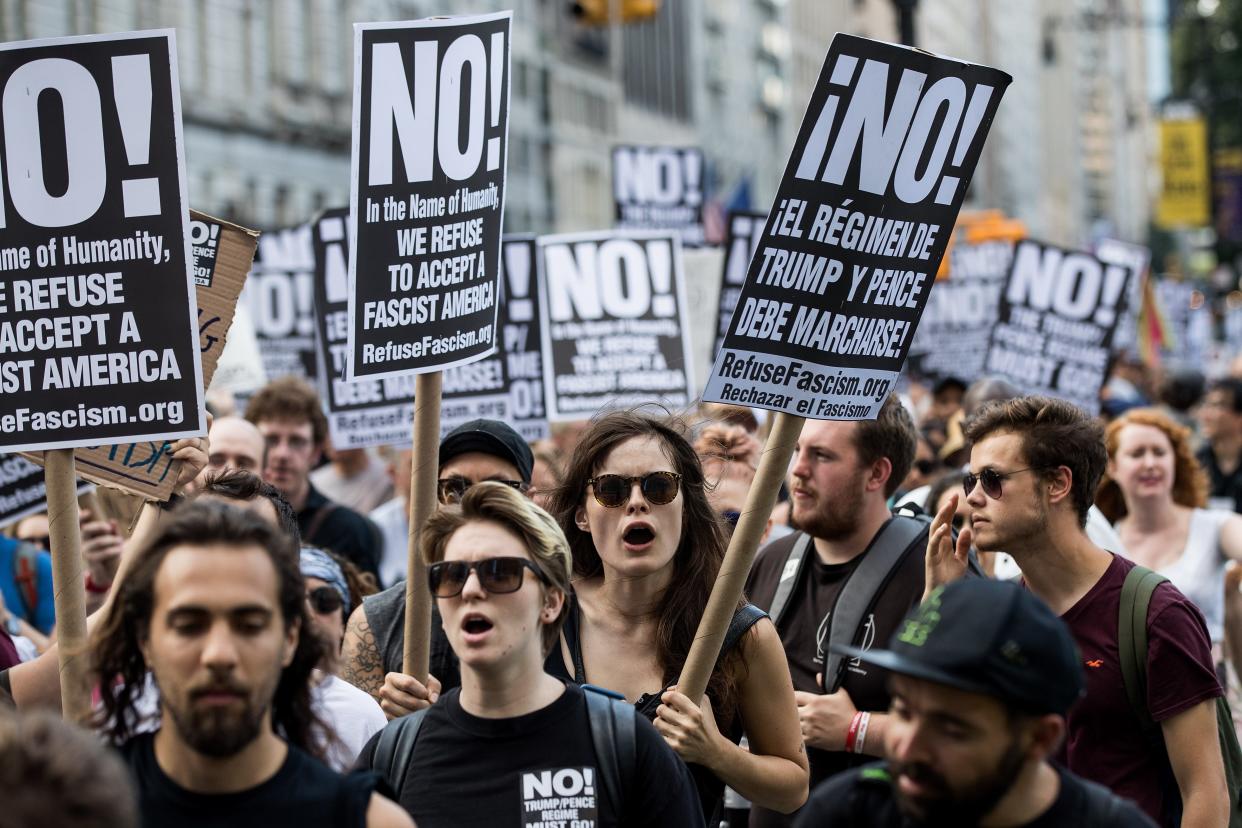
[0,30,205,451]
[243,223,317,381]
[614,145,706,247]
[538,231,695,421]
[0,454,92,527]
[984,239,1139,414]
[348,12,511,380]
[24,211,258,499]
[703,35,1010,419]
[714,211,767,357]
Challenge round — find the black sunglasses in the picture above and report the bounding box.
[962,466,1043,500]
[437,477,527,505]
[307,586,344,615]
[427,556,550,598]
[587,472,682,508]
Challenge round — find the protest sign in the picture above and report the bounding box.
[1156,279,1211,366]
[703,35,1010,420]
[714,210,767,357]
[243,223,317,381]
[538,230,696,421]
[1095,238,1150,356]
[0,30,205,452]
[23,211,259,499]
[209,300,267,396]
[614,145,706,247]
[983,239,1139,414]
[0,454,92,527]
[348,12,510,381]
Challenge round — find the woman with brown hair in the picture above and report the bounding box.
[1097,407,1242,644]
[546,410,808,822]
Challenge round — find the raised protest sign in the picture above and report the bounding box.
[538,230,695,421]
[0,31,205,452]
[714,210,767,356]
[23,211,257,499]
[984,240,1139,414]
[0,454,92,527]
[1095,238,1150,356]
[702,35,1010,419]
[243,223,317,381]
[614,145,706,247]
[1156,279,1211,366]
[348,12,510,381]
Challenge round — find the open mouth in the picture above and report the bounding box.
[623,525,655,546]
[462,615,493,634]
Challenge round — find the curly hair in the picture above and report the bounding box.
[1096,408,1209,522]
[547,410,746,722]
[91,502,330,758]
[244,376,329,446]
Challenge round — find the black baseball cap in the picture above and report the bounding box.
[834,579,1085,715]
[439,419,534,484]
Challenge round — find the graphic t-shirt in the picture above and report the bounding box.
[1057,553,1222,826]
[356,684,704,828]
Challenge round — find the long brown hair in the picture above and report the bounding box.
[548,410,746,720]
[1096,407,1209,522]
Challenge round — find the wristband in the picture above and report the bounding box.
[844,711,863,753]
[85,572,112,594]
[854,712,871,754]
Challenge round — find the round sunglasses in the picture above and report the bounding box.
[437,477,527,505]
[427,556,550,598]
[306,586,344,615]
[962,466,1044,500]
[586,471,682,508]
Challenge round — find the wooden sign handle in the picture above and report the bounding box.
[44,449,91,723]
[402,371,442,682]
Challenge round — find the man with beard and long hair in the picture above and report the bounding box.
[794,578,1155,827]
[745,394,958,828]
[92,501,411,828]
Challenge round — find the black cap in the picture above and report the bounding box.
[834,579,1085,715]
[438,419,534,484]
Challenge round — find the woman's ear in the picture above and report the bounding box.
[542,587,566,622]
[574,505,589,532]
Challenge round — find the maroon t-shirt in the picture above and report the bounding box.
[1057,553,1222,826]
[0,629,18,671]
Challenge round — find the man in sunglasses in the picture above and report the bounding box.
[928,396,1227,828]
[341,419,534,713]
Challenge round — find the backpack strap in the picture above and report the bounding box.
[582,685,635,824]
[768,533,813,629]
[1117,565,1167,727]
[371,708,429,799]
[717,604,767,668]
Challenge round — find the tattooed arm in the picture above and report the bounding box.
[341,603,384,703]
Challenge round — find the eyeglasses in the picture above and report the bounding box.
[586,472,682,508]
[962,467,1043,500]
[306,586,344,615]
[427,556,549,598]
[437,477,527,505]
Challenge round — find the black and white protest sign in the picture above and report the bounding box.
[243,224,317,381]
[0,454,91,527]
[984,240,1139,413]
[538,231,695,421]
[1095,238,1150,356]
[1156,279,1211,366]
[520,767,598,827]
[614,145,706,247]
[348,12,510,380]
[0,31,205,451]
[714,211,767,357]
[190,215,221,287]
[703,35,1010,419]
[906,237,1012,382]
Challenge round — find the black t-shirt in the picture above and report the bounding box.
[356,684,704,828]
[793,762,1157,827]
[118,731,377,827]
[1197,444,1242,513]
[299,483,384,581]
[744,526,928,828]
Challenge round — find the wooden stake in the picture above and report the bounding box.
[402,371,443,681]
[44,449,91,723]
[677,412,805,702]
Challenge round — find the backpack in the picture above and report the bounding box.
[370,685,635,825]
[1117,565,1242,827]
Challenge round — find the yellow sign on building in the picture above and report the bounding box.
[1157,117,1211,228]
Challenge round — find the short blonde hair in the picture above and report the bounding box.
[421,482,572,654]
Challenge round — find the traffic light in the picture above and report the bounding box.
[571,0,661,25]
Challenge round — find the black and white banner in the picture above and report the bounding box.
[613,145,705,247]
[703,35,1010,419]
[0,30,205,451]
[348,12,510,380]
[984,240,1140,414]
[1095,238,1150,356]
[715,210,767,357]
[243,224,317,382]
[906,237,1012,382]
[0,454,92,527]
[538,231,695,421]
[190,215,221,288]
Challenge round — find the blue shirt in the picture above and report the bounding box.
[0,536,55,634]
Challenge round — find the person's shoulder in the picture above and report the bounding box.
[1057,766,1158,827]
[317,675,386,721]
[364,580,407,612]
[369,498,404,524]
[752,530,805,572]
[795,763,898,827]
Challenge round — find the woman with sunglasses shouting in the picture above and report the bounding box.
[547,411,809,823]
[357,481,703,827]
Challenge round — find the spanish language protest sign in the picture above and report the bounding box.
[348,12,510,380]
[0,454,92,527]
[243,223,317,381]
[614,145,706,247]
[0,30,205,452]
[538,230,695,421]
[702,35,1010,419]
[984,239,1140,414]
[715,210,766,357]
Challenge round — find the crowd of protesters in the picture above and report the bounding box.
[7,360,1242,827]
